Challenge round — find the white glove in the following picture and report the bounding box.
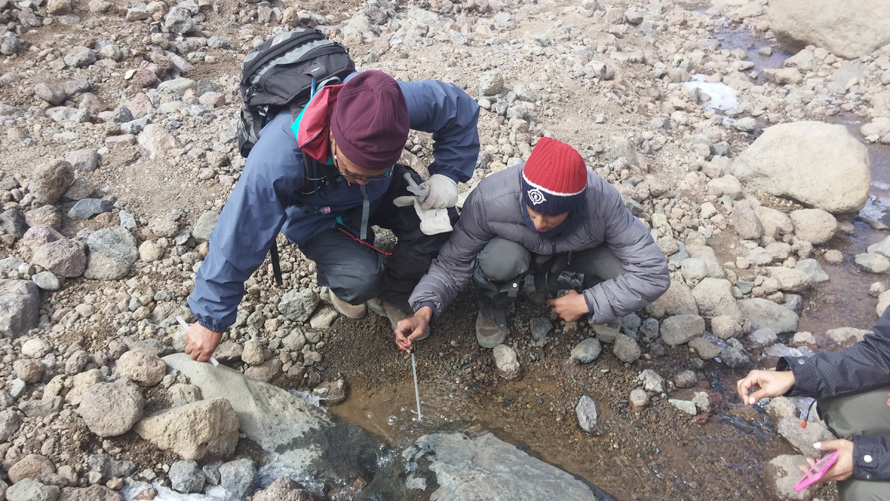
[418,174,458,210]
[394,173,453,236]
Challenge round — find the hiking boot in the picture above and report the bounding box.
[368,297,430,341]
[330,292,367,319]
[475,311,508,348]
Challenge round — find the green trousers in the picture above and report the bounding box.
[819,385,890,500]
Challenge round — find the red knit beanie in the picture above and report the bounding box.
[521,137,588,215]
[330,70,410,171]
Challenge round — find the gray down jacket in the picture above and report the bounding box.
[409,163,670,325]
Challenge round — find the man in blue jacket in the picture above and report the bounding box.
[185,70,479,361]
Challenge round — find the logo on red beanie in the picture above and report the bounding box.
[521,137,588,215]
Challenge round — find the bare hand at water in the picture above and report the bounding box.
[184,322,222,362]
[736,369,796,405]
[394,306,432,352]
[547,290,589,322]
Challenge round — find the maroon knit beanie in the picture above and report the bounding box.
[521,137,588,215]
[330,70,410,172]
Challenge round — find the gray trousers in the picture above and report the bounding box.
[299,165,457,314]
[477,236,624,291]
[819,386,890,500]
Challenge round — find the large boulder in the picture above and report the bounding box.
[731,122,869,213]
[769,0,890,60]
[163,354,383,485]
[0,279,41,337]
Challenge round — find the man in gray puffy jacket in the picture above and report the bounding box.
[395,137,670,350]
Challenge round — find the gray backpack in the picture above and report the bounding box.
[236,28,355,158]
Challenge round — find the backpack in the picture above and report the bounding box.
[236,28,356,158]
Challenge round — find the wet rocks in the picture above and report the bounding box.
[764,455,814,500]
[731,122,870,213]
[251,477,312,501]
[312,379,347,406]
[134,398,239,460]
[575,395,605,436]
[688,337,721,360]
[219,458,258,500]
[6,478,60,501]
[855,252,890,273]
[777,416,835,458]
[790,209,837,245]
[492,345,520,380]
[169,460,205,494]
[668,399,697,416]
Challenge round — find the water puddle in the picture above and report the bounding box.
[711,24,789,77]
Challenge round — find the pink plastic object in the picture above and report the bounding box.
[794,451,839,492]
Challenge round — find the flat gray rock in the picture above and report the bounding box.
[355,431,613,501]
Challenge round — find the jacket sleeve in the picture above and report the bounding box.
[852,435,890,481]
[582,182,671,324]
[409,187,493,316]
[399,80,480,183]
[779,309,890,398]
[187,113,304,333]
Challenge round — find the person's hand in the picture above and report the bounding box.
[419,174,458,209]
[804,439,854,483]
[394,307,432,352]
[547,290,589,322]
[184,323,222,362]
[736,369,796,405]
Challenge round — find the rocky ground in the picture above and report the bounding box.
[1,0,890,499]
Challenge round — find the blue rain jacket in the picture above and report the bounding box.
[189,78,480,333]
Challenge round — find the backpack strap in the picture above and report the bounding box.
[269,240,283,287]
